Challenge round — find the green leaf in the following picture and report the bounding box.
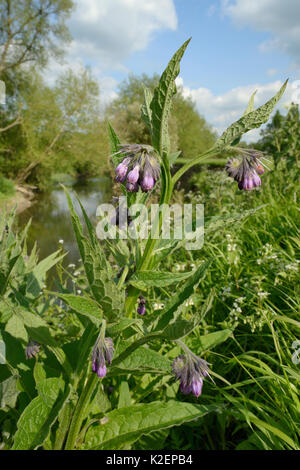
[159,290,214,340]
[153,260,211,332]
[83,401,221,450]
[192,329,234,353]
[118,381,131,409]
[111,344,171,375]
[141,85,153,132]
[26,251,65,298]
[107,318,143,336]
[5,314,28,342]
[243,90,257,116]
[129,270,193,289]
[0,252,21,295]
[54,293,102,326]
[150,38,191,156]
[12,377,67,450]
[63,186,124,322]
[0,375,19,409]
[214,80,288,149]
[107,121,121,166]
[169,150,182,165]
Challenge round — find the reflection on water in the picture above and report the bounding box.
[17,177,112,269]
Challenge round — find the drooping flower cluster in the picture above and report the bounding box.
[91,335,114,378]
[226,149,267,191]
[25,340,40,359]
[137,295,146,315]
[172,353,211,397]
[114,144,160,193]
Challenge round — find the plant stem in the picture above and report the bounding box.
[172,148,217,185]
[64,373,98,450]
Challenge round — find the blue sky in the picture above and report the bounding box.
[48,0,300,141]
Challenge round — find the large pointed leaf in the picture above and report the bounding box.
[12,378,68,450]
[150,38,191,157]
[153,260,211,332]
[214,80,288,149]
[54,292,102,326]
[63,187,124,322]
[83,401,222,450]
[129,270,193,289]
[111,344,171,376]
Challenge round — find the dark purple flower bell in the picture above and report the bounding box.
[92,335,114,379]
[172,352,211,398]
[112,144,160,193]
[25,340,40,359]
[137,295,146,315]
[226,149,269,191]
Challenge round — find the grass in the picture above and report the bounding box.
[155,162,300,449]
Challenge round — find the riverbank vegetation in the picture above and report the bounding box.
[0,1,299,453]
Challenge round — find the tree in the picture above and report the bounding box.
[106,73,216,159]
[0,67,110,186]
[0,0,73,78]
[257,104,300,169]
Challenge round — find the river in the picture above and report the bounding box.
[17,177,112,272]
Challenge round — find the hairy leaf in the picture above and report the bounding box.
[214,80,288,149]
[150,38,191,157]
[84,401,221,450]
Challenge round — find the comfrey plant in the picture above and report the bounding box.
[0,39,287,450]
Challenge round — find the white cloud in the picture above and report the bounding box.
[222,0,300,67]
[43,0,177,108]
[67,0,177,70]
[177,77,296,142]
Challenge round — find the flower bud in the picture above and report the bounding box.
[126,164,140,184]
[141,172,155,192]
[115,158,130,183]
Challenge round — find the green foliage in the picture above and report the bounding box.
[84,401,220,450]
[258,103,300,170]
[0,38,297,452]
[214,80,288,150]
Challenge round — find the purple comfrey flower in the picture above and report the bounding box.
[172,352,211,398]
[112,144,160,193]
[25,340,40,359]
[115,157,131,183]
[92,335,114,379]
[226,149,269,191]
[126,164,140,184]
[137,295,146,315]
[141,171,155,192]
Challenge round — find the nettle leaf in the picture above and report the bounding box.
[63,187,124,322]
[83,401,221,450]
[153,260,211,332]
[111,344,171,376]
[214,80,288,149]
[129,270,193,289]
[150,38,191,156]
[54,293,102,326]
[12,377,68,450]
